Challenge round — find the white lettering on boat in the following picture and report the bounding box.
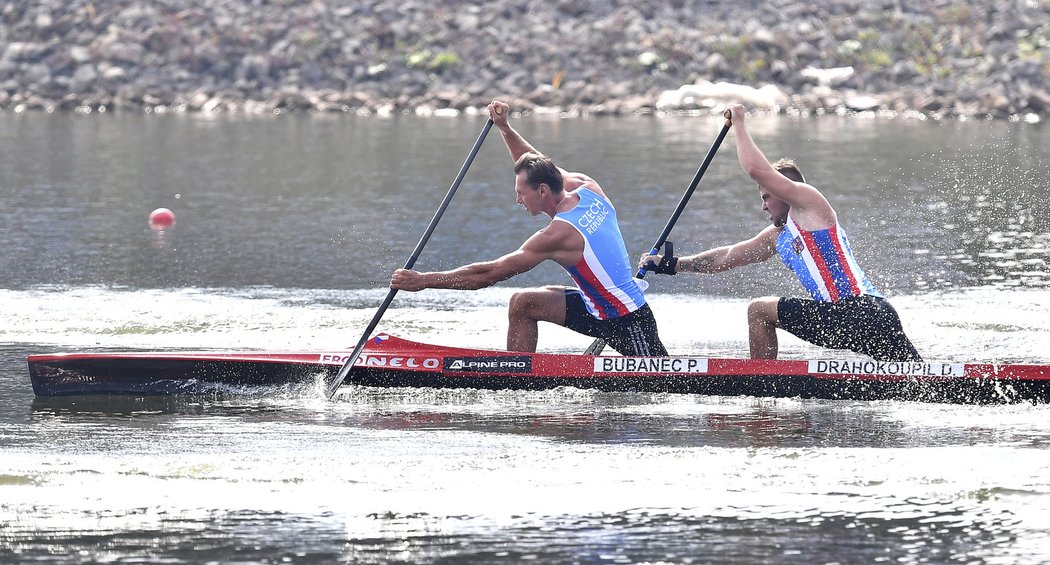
[443,356,533,373]
[319,354,439,369]
[808,360,965,377]
[593,357,708,373]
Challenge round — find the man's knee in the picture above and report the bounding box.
[747,297,780,327]
[509,288,565,324]
[508,290,540,318]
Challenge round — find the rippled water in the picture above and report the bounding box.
[1,112,1049,563]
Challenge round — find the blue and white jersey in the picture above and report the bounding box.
[553,187,648,320]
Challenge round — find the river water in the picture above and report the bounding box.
[1,110,1049,563]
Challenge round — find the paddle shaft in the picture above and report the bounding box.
[325,118,495,398]
[636,111,733,278]
[585,110,733,356]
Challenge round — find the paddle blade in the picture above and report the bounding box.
[325,313,383,398]
[324,349,359,399]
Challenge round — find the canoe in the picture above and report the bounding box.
[27,333,1050,404]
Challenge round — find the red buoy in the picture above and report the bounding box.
[149,208,176,231]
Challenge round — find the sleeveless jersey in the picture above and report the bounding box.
[553,187,648,320]
[776,215,882,302]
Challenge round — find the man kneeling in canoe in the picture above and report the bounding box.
[641,104,921,362]
[391,101,668,356]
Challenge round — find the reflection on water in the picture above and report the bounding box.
[0,503,1024,565]
[0,113,1047,295]
[340,505,1021,565]
[25,386,1050,450]
[7,387,1050,564]
[2,510,347,564]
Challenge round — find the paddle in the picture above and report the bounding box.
[324,115,496,399]
[584,108,733,356]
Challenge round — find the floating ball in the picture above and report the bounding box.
[148,207,176,231]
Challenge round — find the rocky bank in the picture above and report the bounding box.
[1,0,1049,119]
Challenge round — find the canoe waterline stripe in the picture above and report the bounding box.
[29,362,1050,404]
[26,334,1050,401]
[27,353,1018,380]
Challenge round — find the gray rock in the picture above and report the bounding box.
[845,95,880,112]
[0,60,14,80]
[70,46,91,64]
[72,64,97,86]
[102,42,144,64]
[4,42,41,62]
[23,63,50,85]
[34,12,53,30]
[99,65,124,80]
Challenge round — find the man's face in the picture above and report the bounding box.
[514,172,544,216]
[759,187,789,227]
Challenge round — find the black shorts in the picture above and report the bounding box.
[778,295,922,362]
[563,290,668,356]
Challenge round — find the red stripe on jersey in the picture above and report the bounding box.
[800,229,840,302]
[573,258,631,319]
[828,224,862,296]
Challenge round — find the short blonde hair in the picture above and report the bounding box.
[773,158,805,183]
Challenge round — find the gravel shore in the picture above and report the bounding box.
[2,0,1048,119]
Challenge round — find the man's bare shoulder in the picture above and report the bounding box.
[530,220,578,247]
[760,224,782,239]
[563,171,605,196]
[751,224,782,249]
[786,183,838,228]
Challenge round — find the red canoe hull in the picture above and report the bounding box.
[27,334,1050,404]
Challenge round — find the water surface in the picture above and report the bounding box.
[1,112,1049,563]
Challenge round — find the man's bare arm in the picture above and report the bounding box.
[390,249,541,291]
[391,226,576,291]
[489,101,538,162]
[726,103,829,215]
[642,227,778,274]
